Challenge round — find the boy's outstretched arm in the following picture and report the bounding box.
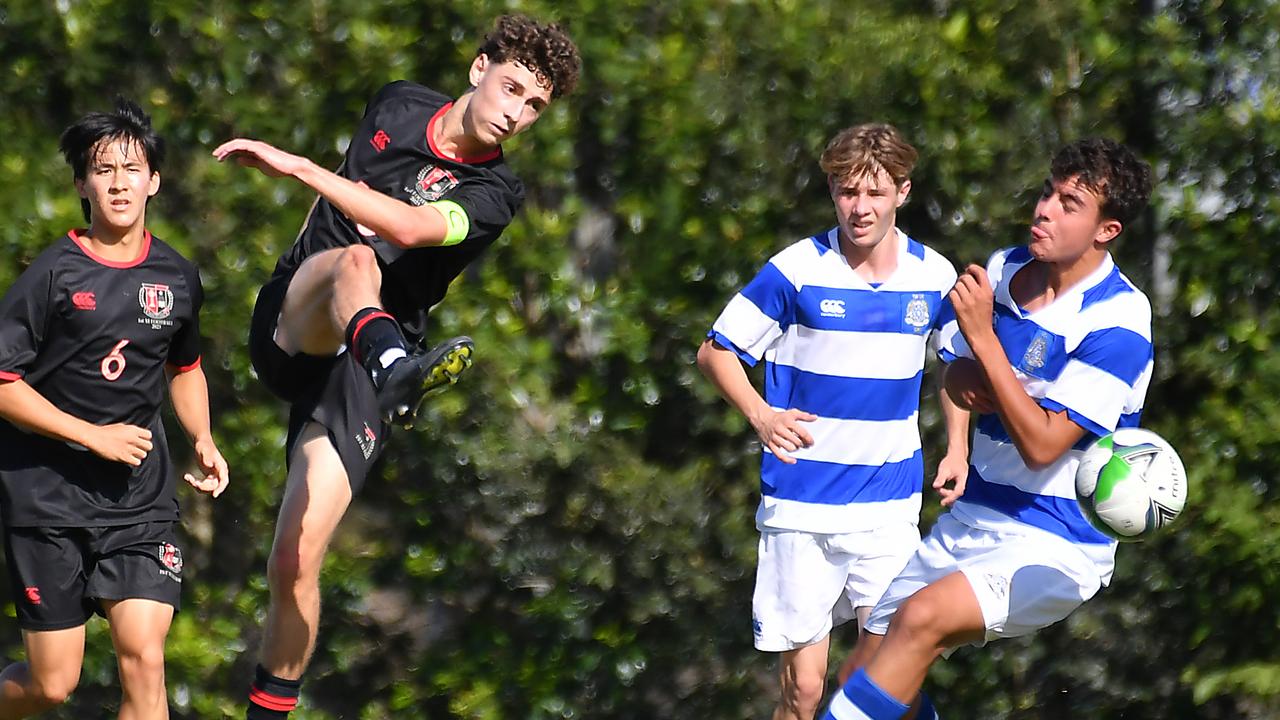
[949,265,1085,469]
[696,338,815,465]
[0,379,153,466]
[167,365,229,498]
[211,138,456,248]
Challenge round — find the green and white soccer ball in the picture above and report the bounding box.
[1075,428,1188,542]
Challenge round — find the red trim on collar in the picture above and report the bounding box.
[68,228,152,269]
[426,103,502,164]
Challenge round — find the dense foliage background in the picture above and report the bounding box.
[1,1,1277,717]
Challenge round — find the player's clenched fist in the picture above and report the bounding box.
[751,407,817,465]
[949,264,996,342]
[86,423,153,467]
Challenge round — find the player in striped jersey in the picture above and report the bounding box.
[824,138,1154,720]
[697,124,969,720]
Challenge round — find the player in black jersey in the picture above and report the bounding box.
[212,15,580,719]
[0,100,229,719]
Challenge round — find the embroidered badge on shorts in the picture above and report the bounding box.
[158,542,183,582]
[356,422,377,460]
[982,572,1009,601]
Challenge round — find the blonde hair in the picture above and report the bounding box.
[819,124,917,187]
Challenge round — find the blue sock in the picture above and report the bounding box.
[917,691,939,720]
[822,668,909,720]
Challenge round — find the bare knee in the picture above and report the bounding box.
[116,645,165,689]
[29,672,79,707]
[890,595,950,652]
[267,542,322,599]
[779,664,826,715]
[31,686,73,708]
[334,245,380,285]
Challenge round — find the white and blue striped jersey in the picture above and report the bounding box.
[709,228,958,534]
[937,246,1153,581]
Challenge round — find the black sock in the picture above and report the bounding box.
[345,307,408,386]
[246,665,302,719]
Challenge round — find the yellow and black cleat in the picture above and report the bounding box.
[378,336,475,429]
[421,343,473,393]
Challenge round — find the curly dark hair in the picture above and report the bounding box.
[1050,138,1153,227]
[477,14,580,99]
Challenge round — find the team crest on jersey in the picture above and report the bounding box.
[356,422,377,460]
[405,164,459,205]
[138,283,173,319]
[904,293,931,331]
[1021,330,1051,372]
[158,542,183,581]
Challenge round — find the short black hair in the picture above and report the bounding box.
[1050,138,1152,228]
[59,97,165,222]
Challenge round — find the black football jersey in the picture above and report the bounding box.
[0,230,203,527]
[272,81,525,343]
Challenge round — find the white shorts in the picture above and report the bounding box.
[865,513,1106,644]
[753,523,920,652]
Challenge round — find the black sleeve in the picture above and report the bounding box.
[361,81,413,116]
[0,253,56,379]
[348,81,433,176]
[349,82,403,160]
[448,170,524,247]
[166,262,203,369]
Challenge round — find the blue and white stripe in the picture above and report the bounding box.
[939,246,1153,577]
[710,228,957,534]
[822,668,912,720]
[824,688,890,720]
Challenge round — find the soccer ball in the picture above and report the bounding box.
[1075,428,1187,542]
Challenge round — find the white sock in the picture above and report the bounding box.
[379,348,408,368]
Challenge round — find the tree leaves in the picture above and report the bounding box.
[0,0,1276,717]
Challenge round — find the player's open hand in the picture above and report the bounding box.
[944,357,995,414]
[753,408,817,464]
[211,138,307,179]
[949,265,996,344]
[86,423,153,467]
[185,436,229,498]
[932,450,969,506]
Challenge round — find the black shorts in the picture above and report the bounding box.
[249,273,389,493]
[3,521,183,631]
